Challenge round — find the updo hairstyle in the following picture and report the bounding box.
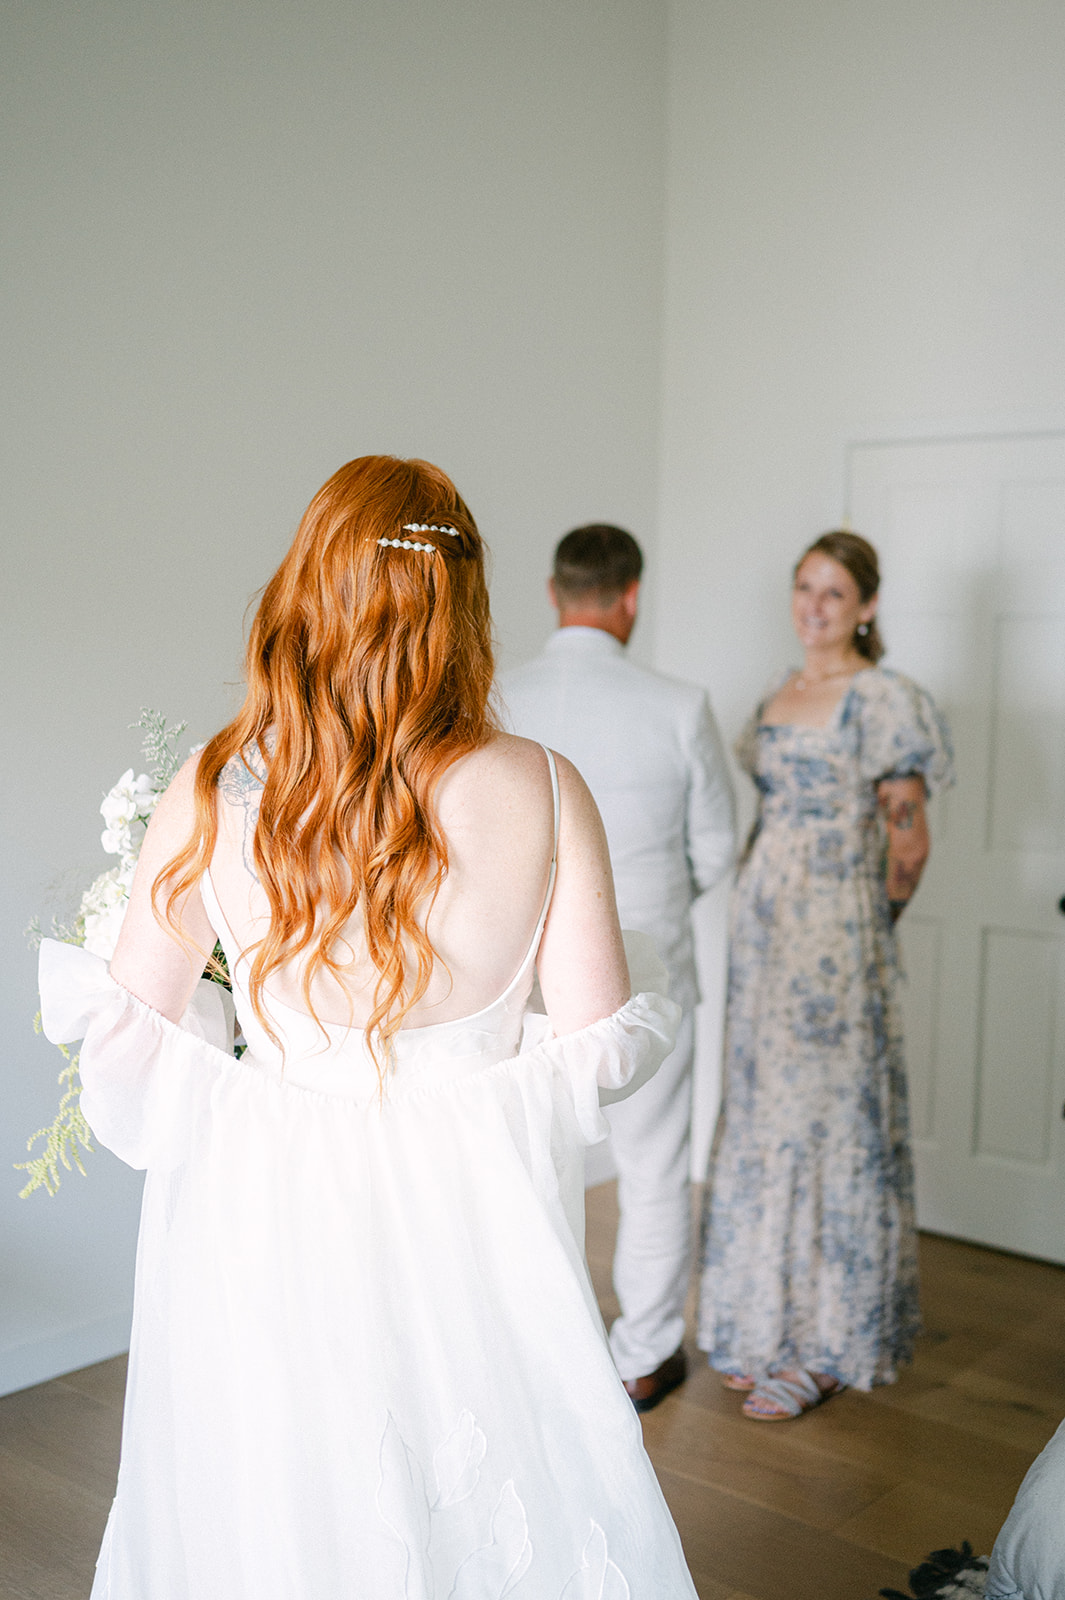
[797,530,885,663]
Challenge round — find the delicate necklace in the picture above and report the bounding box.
[793,666,856,692]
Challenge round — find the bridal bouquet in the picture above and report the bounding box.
[19,711,196,1197]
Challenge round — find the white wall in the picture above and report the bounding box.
[8,0,1064,1396]
[0,0,667,1394]
[659,0,1065,723]
[656,0,1065,1158]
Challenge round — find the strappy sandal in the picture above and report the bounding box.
[741,1369,843,1421]
[720,1372,757,1392]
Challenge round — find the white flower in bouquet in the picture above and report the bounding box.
[99,768,159,863]
[80,861,137,960]
[19,710,196,1198]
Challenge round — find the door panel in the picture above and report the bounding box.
[850,435,1065,1262]
[989,616,1065,853]
[897,913,944,1144]
[975,928,1059,1165]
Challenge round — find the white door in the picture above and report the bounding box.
[849,434,1065,1263]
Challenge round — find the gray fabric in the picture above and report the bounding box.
[988,1416,1065,1600]
[606,1011,696,1377]
[500,626,736,1013]
[502,625,736,1372]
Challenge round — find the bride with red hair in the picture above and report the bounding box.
[39,455,697,1597]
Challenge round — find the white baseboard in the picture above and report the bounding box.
[0,1306,132,1397]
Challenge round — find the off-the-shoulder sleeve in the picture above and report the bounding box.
[854,669,955,795]
[519,930,681,1144]
[38,939,235,1171]
[38,933,678,1166]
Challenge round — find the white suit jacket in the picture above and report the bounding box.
[501,627,736,1013]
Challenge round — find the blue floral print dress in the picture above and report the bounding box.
[697,667,954,1390]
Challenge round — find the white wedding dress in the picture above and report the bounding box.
[38,760,696,1599]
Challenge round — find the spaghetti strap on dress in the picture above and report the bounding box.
[38,746,694,1599]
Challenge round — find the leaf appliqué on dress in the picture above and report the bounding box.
[448,1480,532,1599]
[432,1410,487,1508]
[560,1522,630,1600]
[377,1412,434,1598]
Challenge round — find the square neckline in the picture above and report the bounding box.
[757,666,875,735]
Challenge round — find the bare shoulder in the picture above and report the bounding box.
[435,732,554,812]
[456,730,553,774]
[145,751,201,846]
[440,734,600,827]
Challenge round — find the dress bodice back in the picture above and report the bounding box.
[199,748,560,1102]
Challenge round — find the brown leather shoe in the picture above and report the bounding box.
[622,1346,688,1413]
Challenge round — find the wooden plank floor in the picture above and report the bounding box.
[587,1183,1065,1600]
[2,1184,1062,1599]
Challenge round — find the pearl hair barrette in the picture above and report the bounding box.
[376,522,460,553]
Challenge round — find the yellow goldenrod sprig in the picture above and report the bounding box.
[16,1014,95,1198]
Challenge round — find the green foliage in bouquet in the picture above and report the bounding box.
[17,708,230,1198]
[15,1021,95,1198]
[137,706,189,791]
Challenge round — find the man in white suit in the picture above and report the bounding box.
[502,525,736,1410]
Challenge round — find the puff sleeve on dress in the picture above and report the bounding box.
[853,667,955,795]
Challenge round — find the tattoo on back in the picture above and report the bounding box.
[219,747,267,881]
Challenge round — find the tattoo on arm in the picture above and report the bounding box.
[880,794,919,829]
[890,797,918,829]
[218,748,266,881]
[879,780,928,917]
[889,861,923,897]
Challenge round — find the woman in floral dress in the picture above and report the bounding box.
[697,532,953,1420]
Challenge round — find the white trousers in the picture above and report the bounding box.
[605,1011,695,1381]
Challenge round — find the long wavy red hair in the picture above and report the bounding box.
[155,455,496,1071]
